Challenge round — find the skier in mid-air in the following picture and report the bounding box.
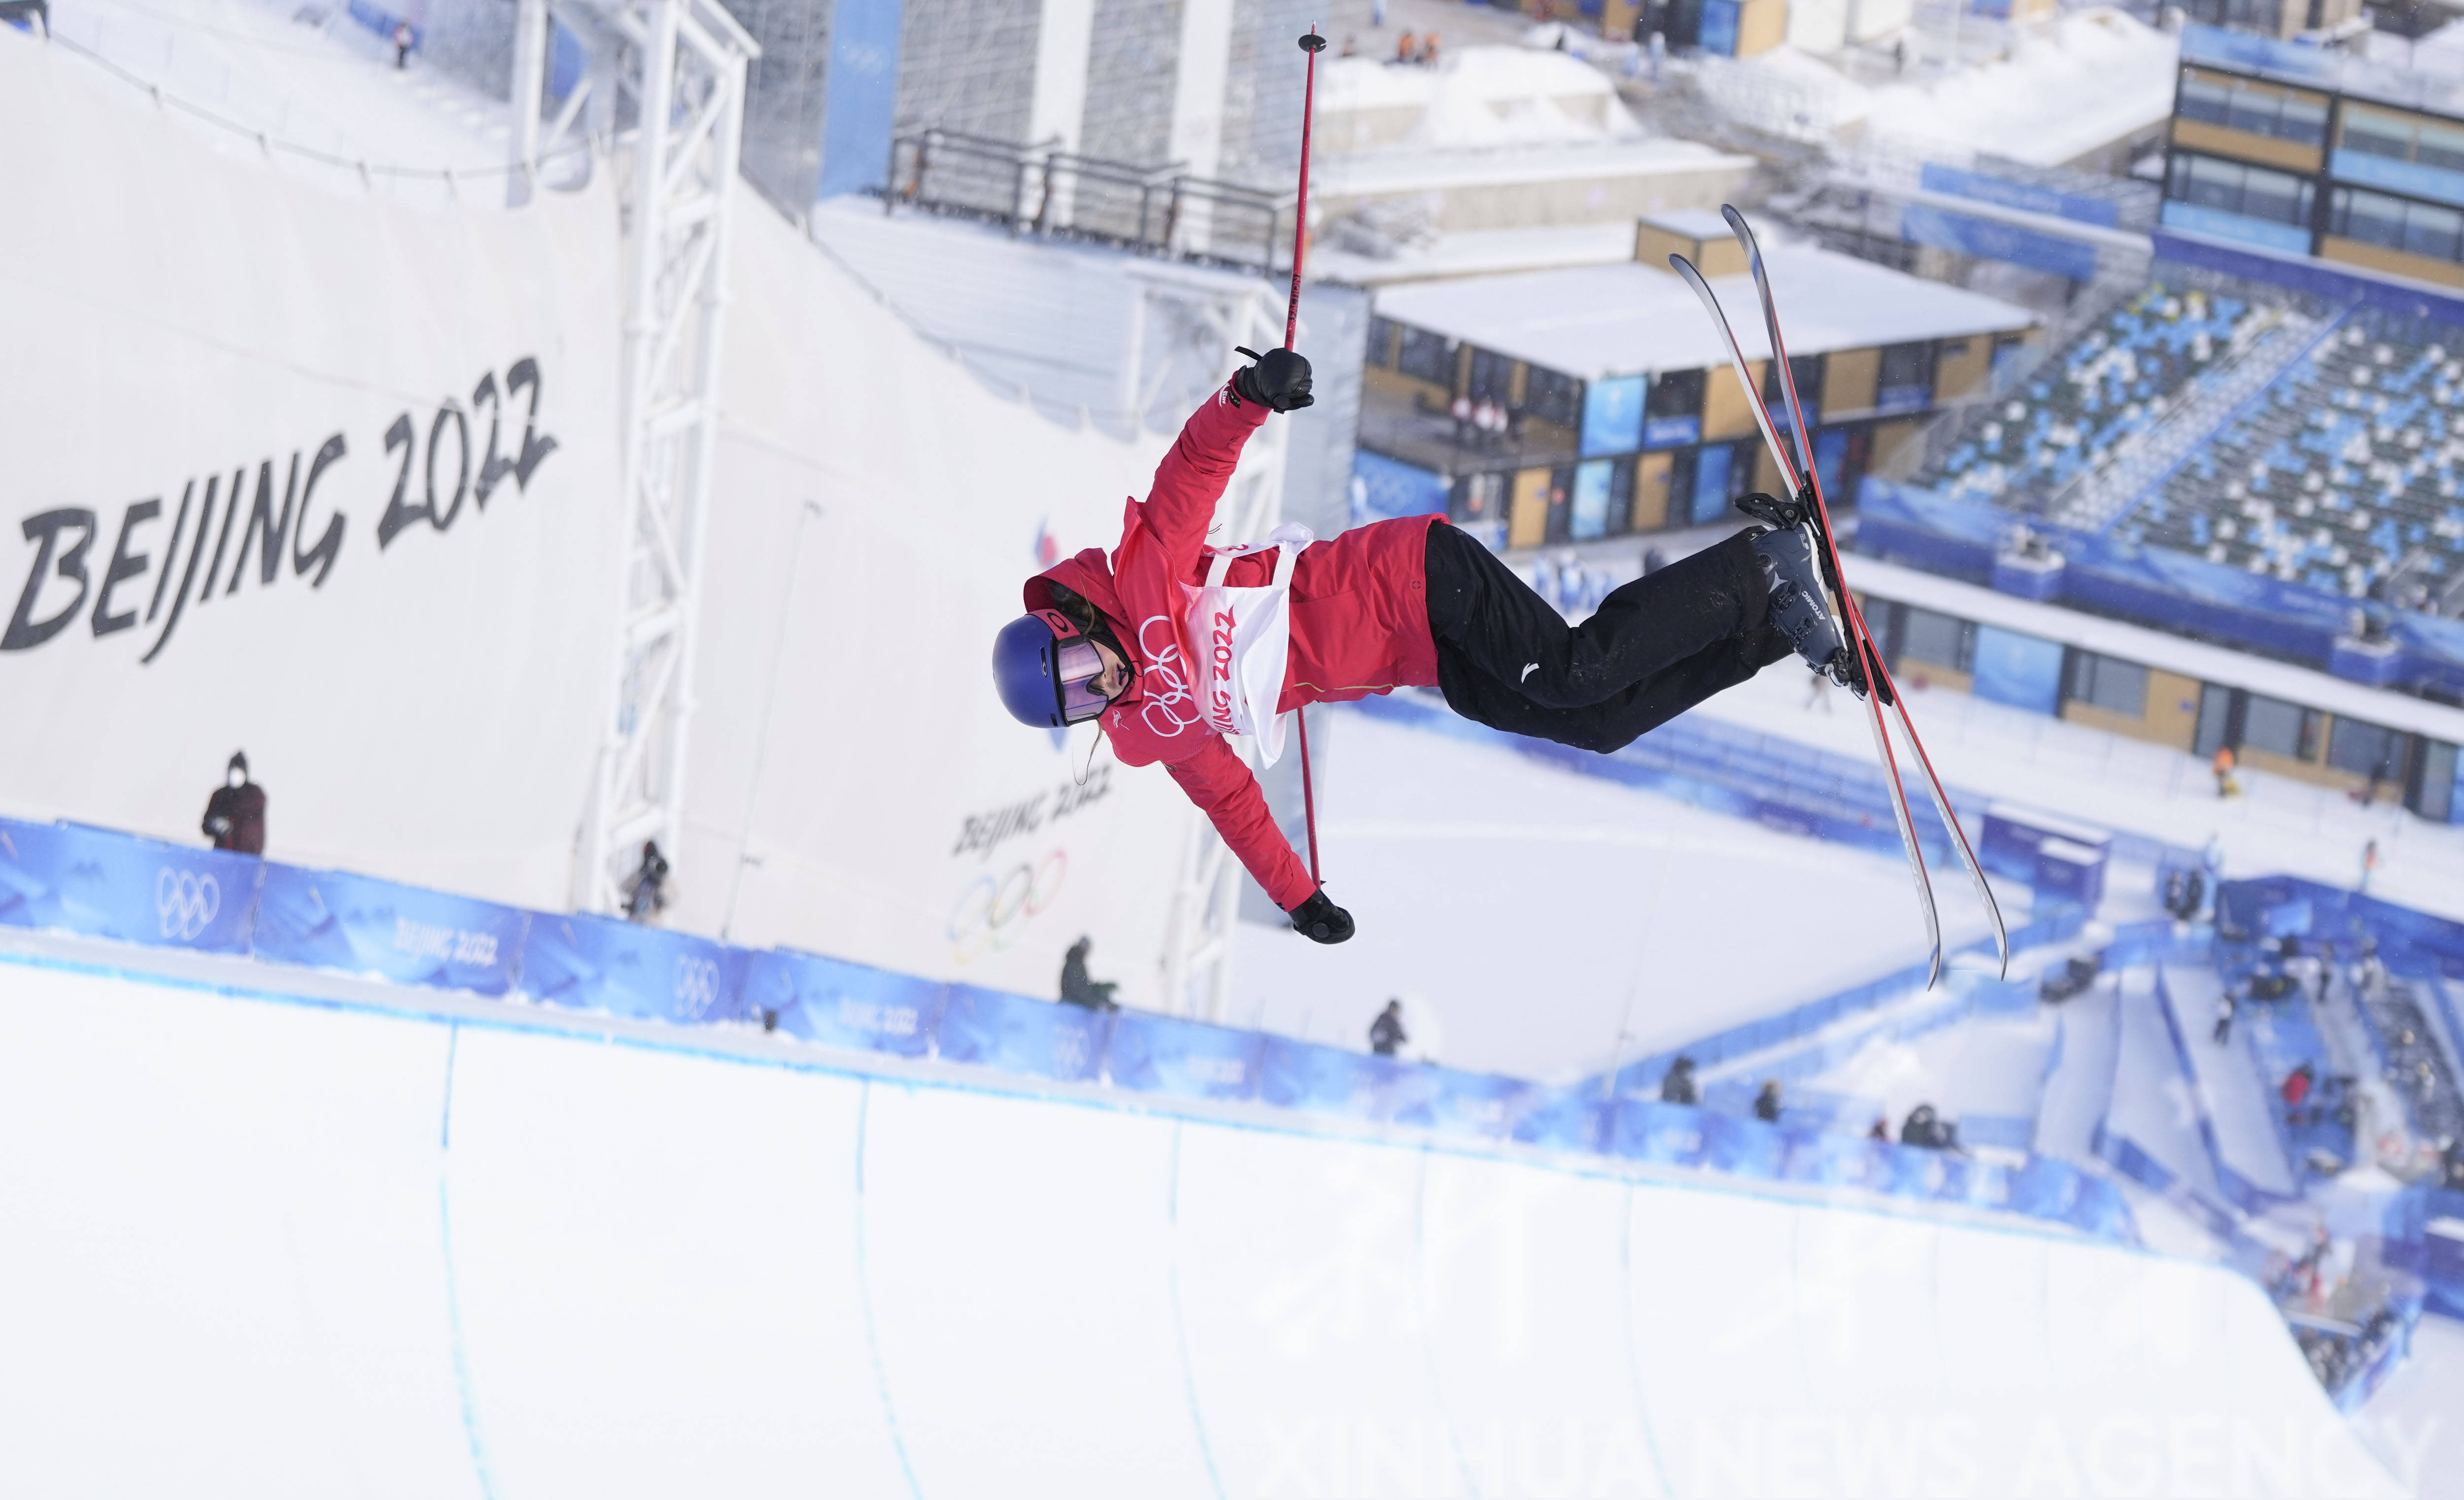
[991,348,1847,946]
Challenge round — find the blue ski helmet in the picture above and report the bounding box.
[993,608,1113,728]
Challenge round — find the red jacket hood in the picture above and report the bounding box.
[1022,504,1136,635]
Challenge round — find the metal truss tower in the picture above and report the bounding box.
[507,0,759,913]
[1155,282,1294,1022]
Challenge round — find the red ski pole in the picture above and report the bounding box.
[1289,27,1326,886]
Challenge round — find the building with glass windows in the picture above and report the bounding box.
[2161,24,2464,288]
[1349,210,2037,550]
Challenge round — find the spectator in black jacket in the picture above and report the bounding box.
[201,751,267,854]
[1901,1103,1959,1150]
[1753,1080,1783,1123]
[1660,1055,1699,1106]
[622,840,670,922]
[1369,1000,1407,1057]
[1058,937,1119,1010]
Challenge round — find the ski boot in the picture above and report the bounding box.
[1736,492,1869,701]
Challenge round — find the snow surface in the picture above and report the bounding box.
[2160,964,2301,1197]
[1693,8,2177,168]
[1862,10,2179,166]
[1320,45,1645,150]
[2355,1312,2464,1500]
[1798,1003,2058,1137]
[0,946,2410,1500]
[46,0,517,208]
[1370,245,2033,381]
[1229,704,1992,1083]
[1694,654,2464,924]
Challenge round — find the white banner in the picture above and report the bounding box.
[0,33,622,906]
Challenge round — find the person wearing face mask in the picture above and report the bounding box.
[201,750,267,855]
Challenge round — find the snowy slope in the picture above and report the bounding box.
[1228,704,1993,1082]
[1694,651,2464,922]
[0,944,2407,1500]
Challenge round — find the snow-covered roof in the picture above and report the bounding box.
[1311,222,1641,287]
[1314,136,1750,197]
[2190,19,2464,121]
[1848,553,2464,743]
[1370,246,2036,380]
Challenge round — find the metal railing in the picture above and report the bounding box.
[884,128,1296,274]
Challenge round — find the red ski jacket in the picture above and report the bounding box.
[1025,382,1444,911]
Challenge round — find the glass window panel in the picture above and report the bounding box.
[2081,655,2149,716]
[1397,327,1455,386]
[1648,368,1704,418]
[2277,95,2329,146]
[1900,607,1968,670]
[2404,201,2464,261]
[1367,317,1400,369]
[2327,718,2401,778]
[2421,124,2464,173]
[1469,348,1514,401]
[2179,76,2232,128]
[2241,164,2308,225]
[2343,108,2415,161]
[1569,460,1612,541]
[2340,187,2408,248]
[1525,367,1581,428]
[2225,85,2278,137]
[2185,155,2242,212]
[2242,695,2309,758]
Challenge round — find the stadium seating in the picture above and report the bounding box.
[1922,285,2270,507]
[2143,317,2464,603]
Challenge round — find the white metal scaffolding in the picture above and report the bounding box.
[1155,281,1292,1022]
[507,0,760,913]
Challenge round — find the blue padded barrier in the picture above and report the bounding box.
[0,818,262,956]
[518,910,746,1024]
[252,862,525,995]
[1385,1063,1532,1141]
[1258,1035,1399,1120]
[740,949,944,1058]
[1103,1010,1264,1103]
[935,984,1108,1083]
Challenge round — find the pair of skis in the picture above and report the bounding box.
[1671,206,2007,988]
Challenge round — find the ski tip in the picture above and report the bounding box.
[1925,949,1943,991]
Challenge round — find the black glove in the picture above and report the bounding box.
[1232,347,1314,412]
[1288,887,1353,944]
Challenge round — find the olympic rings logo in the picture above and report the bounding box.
[947,849,1067,964]
[1137,614,1199,737]
[673,955,721,1019]
[156,868,221,942]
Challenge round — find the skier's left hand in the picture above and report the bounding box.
[1288,887,1353,944]
[1233,348,1314,412]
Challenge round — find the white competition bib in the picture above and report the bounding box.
[1179,522,1313,766]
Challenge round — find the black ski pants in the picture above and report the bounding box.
[1422,521,1787,755]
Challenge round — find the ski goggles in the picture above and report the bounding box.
[1036,609,1114,726]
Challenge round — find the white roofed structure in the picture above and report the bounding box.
[1371,241,2038,381]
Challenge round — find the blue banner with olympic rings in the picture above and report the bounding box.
[1105,1010,1265,1102]
[739,949,945,1058]
[1386,1064,1532,1142]
[1258,1035,1399,1120]
[1513,1087,1610,1154]
[250,863,527,994]
[1607,1098,1706,1166]
[936,984,1108,1083]
[518,911,746,1025]
[0,818,261,955]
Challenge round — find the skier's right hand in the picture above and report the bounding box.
[1233,348,1314,412]
[1288,887,1353,944]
